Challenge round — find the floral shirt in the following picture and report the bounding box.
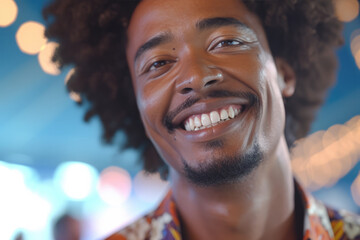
[105,184,360,240]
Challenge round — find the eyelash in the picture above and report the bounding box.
[148,60,173,71]
[213,39,244,49]
[145,39,245,73]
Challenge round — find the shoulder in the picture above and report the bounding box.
[104,191,181,240]
[104,211,173,240]
[327,205,360,239]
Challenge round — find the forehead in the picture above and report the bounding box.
[126,0,264,62]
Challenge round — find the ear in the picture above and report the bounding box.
[275,58,296,98]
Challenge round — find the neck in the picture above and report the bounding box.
[169,136,296,240]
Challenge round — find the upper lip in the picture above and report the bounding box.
[171,97,250,128]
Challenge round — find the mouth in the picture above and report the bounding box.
[165,91,259,134]
[183,105,242,131]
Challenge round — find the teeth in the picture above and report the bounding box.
[183,105,242,131]
[228,106,235,118]
[194,116,201,127]
[189,118,195,131]
[220,109,228,120]
[201,114,211,127]
[234,108,239,115]
[185,121,191,131]
[210,111,220,124]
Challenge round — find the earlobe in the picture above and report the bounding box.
[275,58,296,98]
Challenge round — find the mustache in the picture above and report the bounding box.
[163,90,260,131]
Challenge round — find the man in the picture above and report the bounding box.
[43,0,359,239]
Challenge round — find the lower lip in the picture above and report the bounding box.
[176,112,246,142]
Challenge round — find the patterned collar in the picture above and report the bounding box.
[109,182,360,240]
[297,184,334,240]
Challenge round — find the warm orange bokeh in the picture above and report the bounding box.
[334,0,359,22]
[292,115,360,191]
[16,21,47,55]
[97,167,132,205]
[38,42,60,75]
[0,0,18,27]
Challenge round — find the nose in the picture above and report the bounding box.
[176,59,224,95]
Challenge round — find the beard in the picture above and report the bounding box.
[182,142,263,187]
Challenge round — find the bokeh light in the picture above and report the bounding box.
[0,162,51,239]
[133,170,169,203]
[87,205,133,240]
[65,68,82,102]
[54,162,98,201]
[292,115,360,191]
[351,30,360,69]
[38,41,61,75]
[346,115,360,146]
[351,172,360,206]
[334,0,359,22]
[97,167,132,205]
[65,68,75,85]
[354,49,360,69]
[0,0,18,27]
[351,30,360,55]
[16,21,47,55]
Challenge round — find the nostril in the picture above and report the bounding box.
[180,87,192,94]
[204,79,218,87]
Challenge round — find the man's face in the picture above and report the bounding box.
[126,0,286,185]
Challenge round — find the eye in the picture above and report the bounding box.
[214,39,243,49]
[148,60,172,71]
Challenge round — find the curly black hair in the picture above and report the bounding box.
[43,0,343,176]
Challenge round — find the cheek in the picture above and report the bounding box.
[230,50,282,106]
[136,77,174,131]
[220,52,266,95]
[258,54,286,151]
[136,77,185,166]
[260,54,284,115]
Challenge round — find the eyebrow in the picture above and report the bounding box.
[134,17,251,63]
[196,17,250,31]
[134,33,173,62]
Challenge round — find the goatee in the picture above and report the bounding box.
[183,142,263,187]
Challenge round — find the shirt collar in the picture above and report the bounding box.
[296,182,334,240]
[153,182,335,240]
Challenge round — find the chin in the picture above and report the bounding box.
[182,141,263,187]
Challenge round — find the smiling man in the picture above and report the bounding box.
[44,0,359,239]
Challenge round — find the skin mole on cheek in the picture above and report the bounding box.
[173,48,176,51]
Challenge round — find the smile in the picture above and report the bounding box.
[183,105,242,131]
